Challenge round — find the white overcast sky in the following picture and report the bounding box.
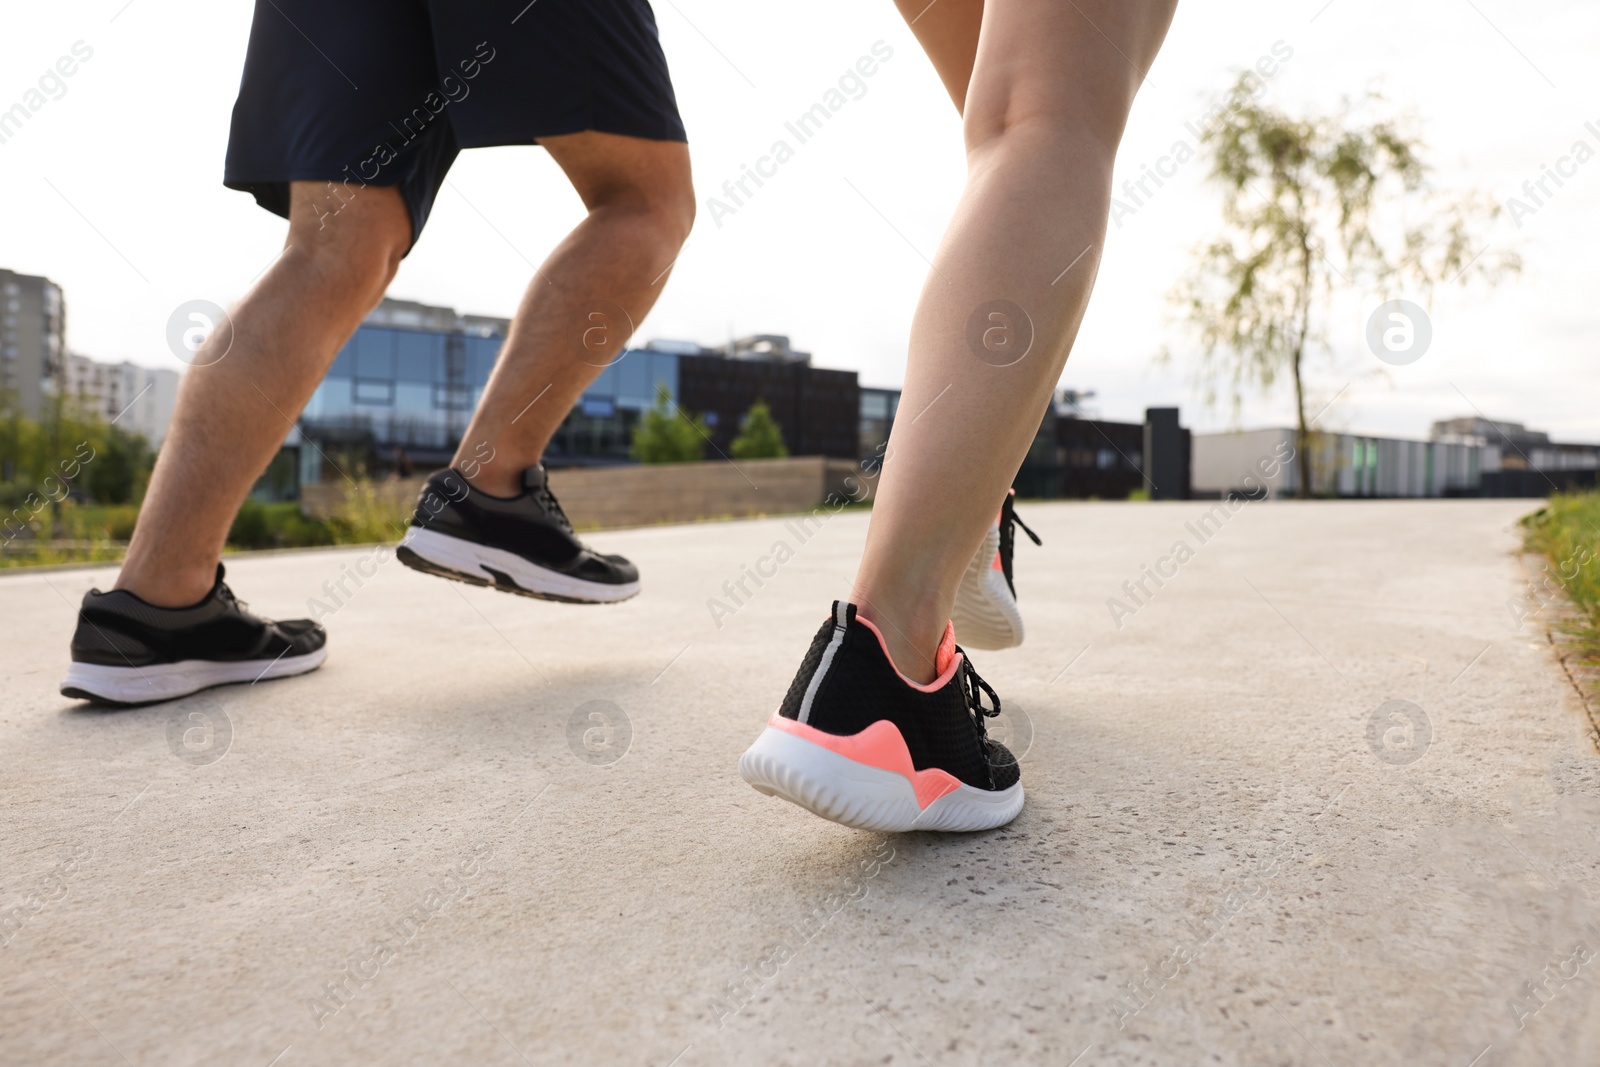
[3,0,1597,441]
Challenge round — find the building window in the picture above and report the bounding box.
[353,379,395,406]
[432,383,471,410]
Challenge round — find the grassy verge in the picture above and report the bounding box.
[1,503,138,569]
[0,479,859,569]
[1520,491,1600,662]
[0,481,416,570]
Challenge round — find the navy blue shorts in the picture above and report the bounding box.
[223,0,687,250]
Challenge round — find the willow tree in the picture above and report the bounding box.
[1172,78,1518,496]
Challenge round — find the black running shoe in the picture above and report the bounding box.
[952,488,1042,650]
[61,564,327,706]
[397,465,639,604]
[739,601,1024,832]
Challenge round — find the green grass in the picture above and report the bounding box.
[0,481,417,570]
[0,538,127,569]
[325,479,414,544]
[1521,491,1600,660]
[226,501,336,550]
[0,502,138,569]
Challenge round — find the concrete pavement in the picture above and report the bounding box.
[3,499,1599,1066]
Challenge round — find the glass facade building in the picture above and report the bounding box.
[302,324,502,455]
[299,316,681,478]
[545,348,680,463]
[293,300,861,486]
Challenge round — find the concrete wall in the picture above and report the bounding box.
[300,456,873,530]
[1192,428,1496,498]
[1191,429,1296,498]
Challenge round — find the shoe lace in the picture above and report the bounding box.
[532,479,574,533]
[997,493,1042,595]
[959,652,1005,784]
[215,582,247,613]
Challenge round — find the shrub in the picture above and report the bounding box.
[327,479,410,543]
[630,383,709,464]
[730,400,789,460]
[227,501,337,549]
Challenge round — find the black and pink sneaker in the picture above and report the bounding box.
[739,601,1024,832]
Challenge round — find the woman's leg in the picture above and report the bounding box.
[854,0,1177,680]
[891,0,983,112]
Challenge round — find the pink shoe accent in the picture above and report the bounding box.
[990,495,1009,568]
[934,621,958,676]
[767,714,964,809]
[854,613,964,692]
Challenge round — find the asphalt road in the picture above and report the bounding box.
[4,498,1598,1066]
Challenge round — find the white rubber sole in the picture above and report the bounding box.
[951,523,1025,651]
[398,527,639,604]
[61,647,328,705]
[739,725,1024,833]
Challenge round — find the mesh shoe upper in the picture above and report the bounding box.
[70,564,325,667]
[779,601,1019,792]
[410,465,638,586]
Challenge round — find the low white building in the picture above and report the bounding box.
[1192,428,1497,499]
[61,354,179,446]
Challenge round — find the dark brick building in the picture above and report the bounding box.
[675,336,860,459]
[1013,397,1190,500]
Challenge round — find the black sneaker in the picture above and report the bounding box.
[61,564,328,705]
[952,488,1041,650]
[396,465,639,604]
[739,601,1024,832]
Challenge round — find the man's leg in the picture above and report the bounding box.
[852,0,1178,679]
[115,183,412,606]
[449,132,694,496]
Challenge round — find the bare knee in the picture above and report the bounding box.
[962,47,1149,167]
[284,181,410,296]
[543,132,696,254]
[659,176,697,247]
[963,99,1126,172]
[961,0,1174,162]
[593,172,695,255]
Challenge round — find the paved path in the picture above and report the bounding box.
[4,499,1598,1066]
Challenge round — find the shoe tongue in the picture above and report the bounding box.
[521,463,574,532]
[212,565,239,607]
[934,621,958,676]
[520,464,549,492]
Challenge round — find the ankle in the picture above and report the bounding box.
[113,559,217,608]
[853,590,952,685]
[456,459,523,499]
